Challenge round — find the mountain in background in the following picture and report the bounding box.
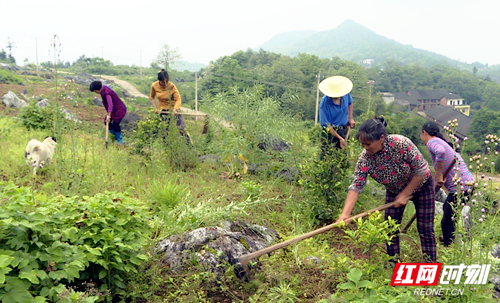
[258,20,496,74]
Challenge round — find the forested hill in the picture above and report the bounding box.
[259,20,480,70]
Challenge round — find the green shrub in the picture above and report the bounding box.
[0,182,152,301]
[0,69,23,84]
[18,103,69,131]
[300,147,352,222]
[132,110,198,171]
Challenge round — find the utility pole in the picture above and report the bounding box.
[367,80,375,114]
[195,72,198,113]
[140,49,142,78]
[35,37,39,72]
[315,72,321,125]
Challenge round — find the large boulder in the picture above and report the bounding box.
[154,221,281,274]
[36,99,49,107]
[61,108,81,123]
[2,91,27,108]
[93,97,103,107]
[120,112,141,131]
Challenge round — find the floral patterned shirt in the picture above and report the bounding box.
[349,135,431,195]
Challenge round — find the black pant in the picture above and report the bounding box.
[441,189,473,246]
[320,125,349,159]
[159,112,191,144]
[103,117,122,134]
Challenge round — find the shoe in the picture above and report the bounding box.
[115,133,124,144]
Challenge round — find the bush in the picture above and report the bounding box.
[18,103,69,131]
[0,182,152,301]
[0,69,23,84]
[132,110,198,171]
[300,147,352,222]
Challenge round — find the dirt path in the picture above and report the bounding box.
[97,75,233,127]
[98,75,206,117]
[98,75,148,98]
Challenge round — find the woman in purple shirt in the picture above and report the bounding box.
[420,121,474,246]
[90,81,127,144]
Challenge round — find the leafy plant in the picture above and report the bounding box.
[18,103,69,131]
[0,182,152,301]
[300,147,352,222]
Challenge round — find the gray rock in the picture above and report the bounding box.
[274,167,299,182]
[36,99,49,107]
[120,112,141,131]
[304,256,322,264]
[491,244,500,259]
[258,138,290,152]
[490,275,500,295]
[2,91,27,108]
[61,108,81,123]
[435,201,443,215]
[93,97,103,107]
[198,154,221,163]
[154,221,281,274]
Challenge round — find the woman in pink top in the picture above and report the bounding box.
[420,121,474,246]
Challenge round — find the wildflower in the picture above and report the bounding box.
[39,164,43,168]
[484,183,488,188]
[489,177,493,180]
[485,140,490,144]
[496,187,499,191]
[465,216,469,220]
[484,157,488,160]
[464,137,468,141]
[452,216,455,220]
[41,160,45,165]
[481,174,485,179]
[469,165,473,169]
[462,203,465,206]
[481,208,485,212]
[482,214,486,218]
[479,218,483,223]
[472,199,476,203]
[475,183,479,187]
[493,162,496,166]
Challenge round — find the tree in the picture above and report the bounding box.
[154,43,182,71]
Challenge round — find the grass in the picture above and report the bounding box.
[1,71,500,302]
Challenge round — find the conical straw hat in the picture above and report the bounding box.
[319,76,353,98]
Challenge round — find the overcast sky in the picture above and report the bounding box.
[1,0,499,68]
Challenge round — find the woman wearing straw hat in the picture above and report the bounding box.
[318,76,355,157]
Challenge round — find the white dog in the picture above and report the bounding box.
[25,136,57,176]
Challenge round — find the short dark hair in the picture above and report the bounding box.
[89,81,103,92]
[158,69,169,81]
[356,116,387,142]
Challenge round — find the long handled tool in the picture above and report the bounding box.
[238,201,398,270]
[105,120,109,148]
[400,159,456,233]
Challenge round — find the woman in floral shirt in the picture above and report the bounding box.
[337,117,436,263]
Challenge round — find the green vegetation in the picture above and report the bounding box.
[1,44,500,302]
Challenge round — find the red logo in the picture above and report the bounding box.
[391,263,442,286]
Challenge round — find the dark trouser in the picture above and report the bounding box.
[442,189,473,246]
[385,177,436,263]
[320,125,349,159]
[104,117,123,143]
[159,112,191,144]
[103,117,122,134]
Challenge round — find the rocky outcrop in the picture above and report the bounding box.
[154,221,280,274]
[2,91,27,108]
